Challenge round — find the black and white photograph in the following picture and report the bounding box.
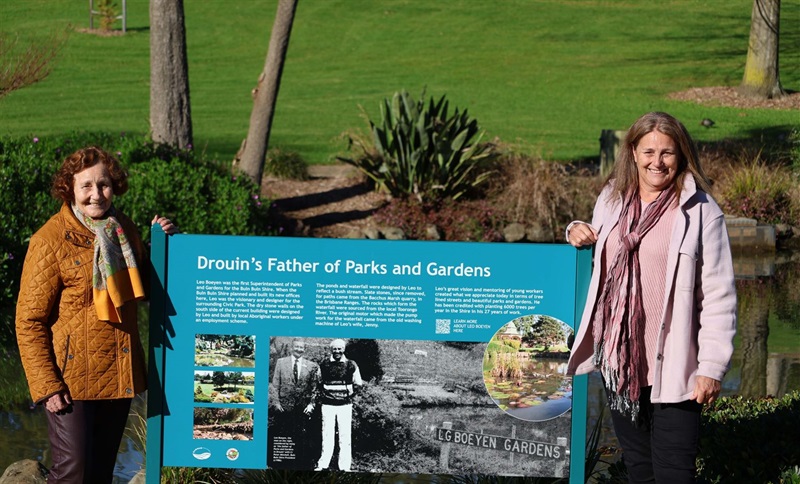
[195,334,256,368]
[266,335,571,477]
[483,315,575,422]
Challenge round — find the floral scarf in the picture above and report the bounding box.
[72,204,145,322]
[592,186,676,422]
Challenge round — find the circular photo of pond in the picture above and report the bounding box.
[483,314,574,422]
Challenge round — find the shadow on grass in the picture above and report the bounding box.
[268,179,384,234]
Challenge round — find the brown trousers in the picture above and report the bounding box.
[45,398,131,484]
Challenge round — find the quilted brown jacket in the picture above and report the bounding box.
[15,203,148,404]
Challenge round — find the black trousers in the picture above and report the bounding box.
[45,398,132,484]
[608,386,702,484]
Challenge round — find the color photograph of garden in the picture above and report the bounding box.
[483,316,574,422]
[193,407,254,442]
[195,334,256,368]
[193,370,255,404]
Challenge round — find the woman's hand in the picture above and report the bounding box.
[152,214,179,235]
[567,222,599,247]
[44,391,72,414]
[691,375,721,404]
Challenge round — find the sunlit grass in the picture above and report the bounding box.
[0,0,797,164]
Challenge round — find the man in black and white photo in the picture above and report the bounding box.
[314,338,363,472]
[269,338,319,468]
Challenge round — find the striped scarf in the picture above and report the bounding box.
[72,204,145,322]
[592,186,676,422]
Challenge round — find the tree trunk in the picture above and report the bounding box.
[150,0,193,149]
[739,0,785,99]
[234,0,299,186]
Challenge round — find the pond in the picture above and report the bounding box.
[484,358,573,422]
[0,251,798,481]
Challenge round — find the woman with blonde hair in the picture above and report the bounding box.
[566,112,736,483]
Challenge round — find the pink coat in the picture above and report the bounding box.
[566,175,737,403]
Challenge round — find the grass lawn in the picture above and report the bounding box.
[1,0,798,164]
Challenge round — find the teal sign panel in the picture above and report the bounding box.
[147,229,591,481]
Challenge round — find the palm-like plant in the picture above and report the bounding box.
[341,90,496,202]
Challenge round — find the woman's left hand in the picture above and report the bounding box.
[691,375,721,404]
[152,214,179,235]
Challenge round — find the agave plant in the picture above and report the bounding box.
[341,90,496,202]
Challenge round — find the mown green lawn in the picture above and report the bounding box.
[1,0,798,164]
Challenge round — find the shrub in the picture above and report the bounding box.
[95,0,120,31]
[119,155,271,242]
[346,338,384,383]
[489,352,522,379]
[0,136,69,316]
[697,390,800,483]
[716,156,798,226]
[340,89,496,202]
[778,466,800,484]
[486,339,517,355]
[0,31,66,100]
[263,147,309,180]
[352,383,412,456]
[0,343,31,407]
[487,150,601,241]
[0,132,273,315]
[791,128,800,172]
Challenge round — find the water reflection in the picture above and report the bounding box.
[732,278,770,398]
[484,359,573,421]
[722,252,800,398]
[0,406,50,468]
[0,394,146,481]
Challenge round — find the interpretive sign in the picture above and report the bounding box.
[146,228,592,483]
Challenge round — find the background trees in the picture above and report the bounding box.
[234,0,299,185]
[149,0,193,149]
[524,316,567,351]
[739,0,786,99]
[212,371,226,389]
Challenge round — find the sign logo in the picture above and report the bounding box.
[192,447,212,460]
[226,448,240,461]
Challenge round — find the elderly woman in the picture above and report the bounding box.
[15,147,177,484]
[566,112,736,483]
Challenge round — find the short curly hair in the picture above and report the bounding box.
[51,146,129,203]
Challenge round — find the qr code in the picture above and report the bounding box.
[435,319,451,334]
